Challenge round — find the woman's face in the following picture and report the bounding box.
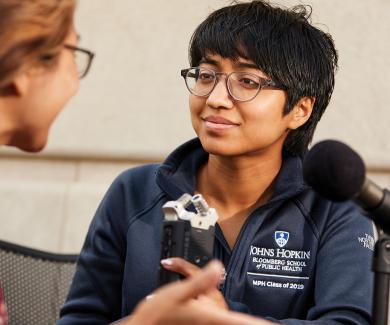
[7,23,80,152]
[189,54,308,158]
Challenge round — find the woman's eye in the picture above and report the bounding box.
[239,77,259,89]
[198,72,215,82]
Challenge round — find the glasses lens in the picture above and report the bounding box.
[74,51,90,78]
[185,68,216,96]
[228,72,261,101]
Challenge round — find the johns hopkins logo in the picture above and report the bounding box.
[275,231,289,248]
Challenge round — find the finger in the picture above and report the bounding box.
[155,260,223,303]
[160,257,200,277]
[168,301,270,325]
[224,311,275,325]
[198,289,229,310]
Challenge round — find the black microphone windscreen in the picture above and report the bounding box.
[303,140,366,201]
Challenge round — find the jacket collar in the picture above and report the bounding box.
[156,138,307,202]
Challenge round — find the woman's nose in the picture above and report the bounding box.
[206,77,234,109]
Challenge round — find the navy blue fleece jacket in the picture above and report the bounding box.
[58,138,374,324]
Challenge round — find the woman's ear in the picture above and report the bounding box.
[0,73,30,97]
[11,73,30,96]
[287,96,315,130]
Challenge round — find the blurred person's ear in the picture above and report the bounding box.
[2,73,31,97]
[6,61,55,97]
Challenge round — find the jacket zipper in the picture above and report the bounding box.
[221,204,268,297]
[221,200,284,299]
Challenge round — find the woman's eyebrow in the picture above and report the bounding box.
[199,57,219,66]
[235,61,259,70]
[198,58,261,72]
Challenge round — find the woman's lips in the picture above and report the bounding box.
[202,116,240,130]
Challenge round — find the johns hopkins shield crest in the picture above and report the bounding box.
[275,231,289,248]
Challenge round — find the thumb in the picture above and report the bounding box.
[156,260,223,303]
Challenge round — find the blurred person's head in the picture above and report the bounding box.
[187,0,338,156]
[0,0,92,152]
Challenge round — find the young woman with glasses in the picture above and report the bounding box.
[0,1,255,324]
[60,1,373,325]
[0,1,92,323]
[0,0,93,153]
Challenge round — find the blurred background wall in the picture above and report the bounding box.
[0,0,389,253]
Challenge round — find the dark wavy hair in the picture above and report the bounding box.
[189,0,338,156]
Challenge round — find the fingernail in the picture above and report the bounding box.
[161,258,173,266]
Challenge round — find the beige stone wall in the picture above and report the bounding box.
[0,0,389,253]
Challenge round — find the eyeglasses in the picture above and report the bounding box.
[64,44,95,79]
[181,67,286,102]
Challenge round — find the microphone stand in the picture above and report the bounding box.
[372,230,390,325]
[370,189,390,325]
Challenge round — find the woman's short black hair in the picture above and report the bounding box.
[189,0,338,156]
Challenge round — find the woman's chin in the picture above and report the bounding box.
[199,138,240,157]
[9,131,48,153]
[23,142,46,153]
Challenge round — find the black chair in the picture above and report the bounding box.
[0,239,78,325]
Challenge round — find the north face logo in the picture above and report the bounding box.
[358,233,374,251]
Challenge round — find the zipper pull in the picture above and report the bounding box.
[218,268,227,291]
